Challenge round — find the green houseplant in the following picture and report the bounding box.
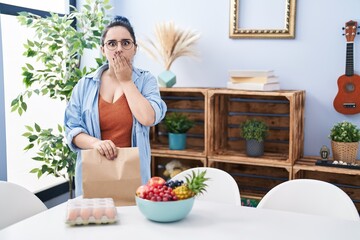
[10,0,111,198]
[328,121,360,164]
[240,119,269,157]
[164,112,195,150]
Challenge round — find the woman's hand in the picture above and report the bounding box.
[112,51,132,83]
[93,140,117,160]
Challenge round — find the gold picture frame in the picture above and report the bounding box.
[229,0,296,39]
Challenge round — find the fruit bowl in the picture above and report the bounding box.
[135,196,195,222]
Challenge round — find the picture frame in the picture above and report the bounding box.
[229,0,296,39]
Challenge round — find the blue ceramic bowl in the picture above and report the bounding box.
[135,196,195,222]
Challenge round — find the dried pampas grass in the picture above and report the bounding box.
[139,21,200,70]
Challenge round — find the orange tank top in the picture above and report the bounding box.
[99,94,132,147]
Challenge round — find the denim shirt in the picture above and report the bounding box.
[64,64,167,197]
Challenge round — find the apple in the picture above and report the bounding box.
[136,185,149,198]
[147,176,166,187]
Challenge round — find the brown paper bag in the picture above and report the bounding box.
[82,147,141,206]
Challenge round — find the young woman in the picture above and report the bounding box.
[64,16,167,196]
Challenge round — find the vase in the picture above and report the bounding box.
[246,139,264,157]
[331,141,359,164]
[168,133,186,150]
[158,70,176,88]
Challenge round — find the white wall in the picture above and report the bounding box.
[113,0,360,158]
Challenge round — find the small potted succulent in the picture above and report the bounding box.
[328,121,360,163]
[164,112,195,150]
[240,119,269,157]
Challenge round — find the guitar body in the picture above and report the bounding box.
[333,74,360,114]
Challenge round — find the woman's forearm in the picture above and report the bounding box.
[122,80,155,126]
[72,132,101,149]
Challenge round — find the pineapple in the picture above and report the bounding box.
[173,170,209,200]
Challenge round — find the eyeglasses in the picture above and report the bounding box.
[104,39,134,51]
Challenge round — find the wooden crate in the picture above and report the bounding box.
[151,154,206,181]
[208,158,292,199]
[151,88,208,158]
[294,157,360,213]
[208,89,305,165]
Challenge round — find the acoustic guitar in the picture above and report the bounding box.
[333,20,360,115]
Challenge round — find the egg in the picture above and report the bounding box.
[93,207,104,220]
[105,207,117,219]
[80,207,92,221]
[67,208,79,221]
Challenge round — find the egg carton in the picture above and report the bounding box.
[65,198,117,226]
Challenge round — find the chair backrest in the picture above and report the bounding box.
[171,167,241,206]
[257,179,359,221]
[0,181,48,229]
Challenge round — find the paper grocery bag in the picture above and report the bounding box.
[82,147,141,206]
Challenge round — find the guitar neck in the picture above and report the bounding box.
[345,42,354,76]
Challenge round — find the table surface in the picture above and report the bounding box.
[1,200,359,240]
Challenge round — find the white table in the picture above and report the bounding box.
[0,200,359,240]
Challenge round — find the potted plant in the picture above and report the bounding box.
[164,112,195,150]
[240,119,269,157]
[328,121,360,164]
[11,0,111,198]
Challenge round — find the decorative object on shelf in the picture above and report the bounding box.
[158,70,176,88]
[139,21,200,87]
[319,145,330,162]
[227,70,281,91]
[163,160,190,179]
[315,160,360,170]
[164,112,195,150]
[329,121,360,164]
[240,119,269,157]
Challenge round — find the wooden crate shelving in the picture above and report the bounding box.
[150,88,306,206]
[207,89,305,166]
[294,157,360,213]
[151,88,208,158]
[150,88,360,211]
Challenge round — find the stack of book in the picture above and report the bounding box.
[227,70,280,91]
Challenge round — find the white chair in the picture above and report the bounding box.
[257,179,359,221]
[171,167,241,206]
[0,181,48,229]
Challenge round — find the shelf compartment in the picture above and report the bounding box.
[151,153,206,181]
[151,88,208,157]
[208,89,305,165]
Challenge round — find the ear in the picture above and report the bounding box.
[101,45,106,56]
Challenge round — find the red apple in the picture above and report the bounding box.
[136,185,149,198]
[147,176,166,187]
